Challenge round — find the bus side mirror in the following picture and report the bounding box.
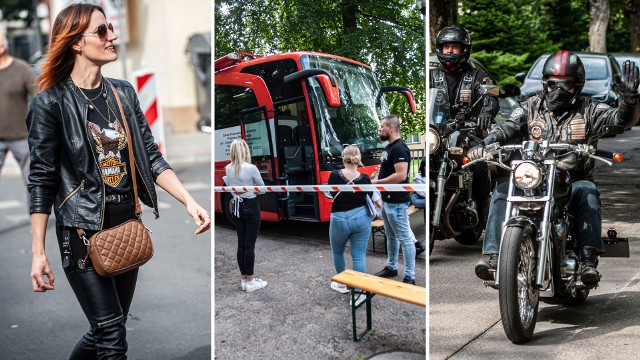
[376,86,417,114]
[284,68,340,108]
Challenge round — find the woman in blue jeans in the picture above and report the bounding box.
[328,145,372,304]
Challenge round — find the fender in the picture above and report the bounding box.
[505,216,538,236]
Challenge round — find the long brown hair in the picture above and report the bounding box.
[37,4,105,92]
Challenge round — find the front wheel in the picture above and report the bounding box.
[498,225,539,344]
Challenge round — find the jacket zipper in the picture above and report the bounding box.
[57,179,85,210]
[82,103,106,229]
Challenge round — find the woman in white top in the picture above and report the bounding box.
[225,139,267,292]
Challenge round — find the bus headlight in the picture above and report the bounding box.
[514,162,542,190]
[428,128,440,154]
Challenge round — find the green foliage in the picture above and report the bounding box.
[215,0,426,136]
[456,0,636,85]
[0,0,35,24]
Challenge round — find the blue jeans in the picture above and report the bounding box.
[382,201,415,279]
[411,193,425,209]
[483,179,603,255]
[330,206,371,274]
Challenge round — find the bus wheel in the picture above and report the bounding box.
[222,193,237,228]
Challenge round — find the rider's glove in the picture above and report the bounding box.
[614,60,640,102]
[477,112,493,130]
[467,146,484,161]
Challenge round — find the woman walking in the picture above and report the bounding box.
[328,145,372,304]
[225,139,267,292]
[28,4,210,358]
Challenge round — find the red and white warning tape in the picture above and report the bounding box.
[214,184,425,193]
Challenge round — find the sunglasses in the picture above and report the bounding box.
[543,79,575,92]
[83,23,114,42]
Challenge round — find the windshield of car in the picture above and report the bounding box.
[302,55,386,157]
[528,55,610,81]
[429,88,450,129]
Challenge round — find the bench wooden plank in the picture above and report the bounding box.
[332,269,426,307]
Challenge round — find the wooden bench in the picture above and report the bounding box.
[331,269,426,341]
[370,205,424,253]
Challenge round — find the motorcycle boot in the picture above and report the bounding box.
[475,254,498,280]
[580,246,601,285]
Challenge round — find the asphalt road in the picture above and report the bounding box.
[430,127,640,359]
[0,162,212,360]
[214,209,427,359]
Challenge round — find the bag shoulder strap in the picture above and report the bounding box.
[107,80,141,215]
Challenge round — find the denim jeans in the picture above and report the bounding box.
[483,179,603,255]
[411,193,425,209]
[329,206,371,274]
[382,201,415,279]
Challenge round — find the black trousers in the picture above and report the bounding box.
[234,197,261,276]
[56,200,138,360]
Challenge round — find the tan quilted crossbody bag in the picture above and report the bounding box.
[76,80,154,277]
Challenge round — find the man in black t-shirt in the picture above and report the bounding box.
[372,115,416,284]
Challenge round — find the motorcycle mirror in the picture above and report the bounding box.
[480,85,500,97]
[500,84,521,98]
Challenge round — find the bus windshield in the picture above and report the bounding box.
[302,55,387,159]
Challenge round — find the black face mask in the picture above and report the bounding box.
[545,88,575,111]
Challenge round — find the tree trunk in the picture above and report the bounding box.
[429,0,457,52]
[589,0,609,53]
[625,0,640,52]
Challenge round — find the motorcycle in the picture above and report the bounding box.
[462,125,624,343]
[428,86,498,255]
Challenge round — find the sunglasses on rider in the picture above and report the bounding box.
[543,79,575,92]
[83,23,114,42]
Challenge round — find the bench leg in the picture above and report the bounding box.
[350,289,374,342]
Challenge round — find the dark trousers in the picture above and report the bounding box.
[234,197,261,276]
[56,200,138,360]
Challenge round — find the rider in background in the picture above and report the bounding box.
[469,51,640,285]
[430,24,499,232]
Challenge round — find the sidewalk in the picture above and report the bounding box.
[0,130,211,177]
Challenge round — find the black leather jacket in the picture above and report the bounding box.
[483,92,640,181]
[27,77,171,230]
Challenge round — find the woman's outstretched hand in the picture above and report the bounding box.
[188,201,211,235]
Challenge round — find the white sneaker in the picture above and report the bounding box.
[242,278,263,291]
[331,281,349,294]
[350,292,367,307]
[245,279,268,292]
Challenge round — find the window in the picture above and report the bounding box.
[214,85,259,130]
[406,133,421,144]
[241,59,303,103]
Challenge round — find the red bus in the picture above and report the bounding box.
[214,51,416,224]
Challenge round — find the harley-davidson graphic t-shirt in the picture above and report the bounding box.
[81,85,132,196]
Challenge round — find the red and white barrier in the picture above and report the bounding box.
[135,70,165,156]
[214,184,425,193]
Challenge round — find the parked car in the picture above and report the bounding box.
[515,52,622,106]
[610,52,640,70]
[428,53,520,123]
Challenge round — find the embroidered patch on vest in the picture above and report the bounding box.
[459,89,472,103]
[596,103,611,109]
[529,120,546,143]
[570,117,587,140]
[510,107,525,119]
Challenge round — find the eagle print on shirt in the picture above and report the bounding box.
[88,121,128,187]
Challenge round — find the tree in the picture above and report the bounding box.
[0,0,36,25]
[589,0,610,52]
[215,0,425,135]
[624,0,640,51]
[429,0,457,51]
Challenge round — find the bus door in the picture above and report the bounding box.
[239,106,280,221]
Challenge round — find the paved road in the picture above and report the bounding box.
[0,162,211,360]
[430,127,640,359]
[214,210,427,359]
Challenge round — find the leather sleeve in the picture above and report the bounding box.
[121,81,172,179]
[26,93,61,214]
[483,98,532,146]
[586,97,640,133]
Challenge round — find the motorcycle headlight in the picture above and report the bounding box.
[428,128,440,154]
[514,162,542,190]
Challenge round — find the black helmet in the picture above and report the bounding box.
[541,51,585,95]
[435,25,472,71]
